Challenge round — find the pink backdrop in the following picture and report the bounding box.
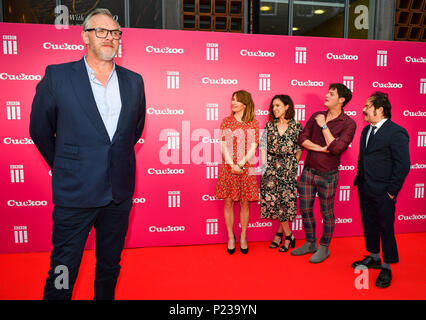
[1,23,425,253]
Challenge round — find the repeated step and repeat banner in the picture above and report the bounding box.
[1,23,425,253]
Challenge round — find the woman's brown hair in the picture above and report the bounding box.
[268,95,295,122]
[232,90,255,122]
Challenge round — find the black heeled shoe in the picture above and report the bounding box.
[279,233,296,253]
[269,232,283,249]
[227,235,236,255]
[240,236,249,254]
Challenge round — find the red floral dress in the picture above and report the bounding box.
[215,115,259,201]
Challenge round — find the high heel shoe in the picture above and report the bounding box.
[269,232,283,249]
[279,233,296,253]
[227,235,236,255]
[239,236,249,254]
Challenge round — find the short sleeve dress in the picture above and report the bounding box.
[215,115,260,201]
[260,119,303,222]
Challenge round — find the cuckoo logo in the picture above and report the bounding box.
[405,56,426,63]
[147,168,184,175]
[420,79,426,94]
[298,160,304,177]
[3,137,34,145]
[0,72,41,81]
[206,103,218,121]
[167,132,180,149]
[146,45,184,54]
[417,132,426,147]
[168,191,181,208]
[202,195,220,201]
[42,42,84,51]
[398,214,426,221]
[403,110,426,117]
[6,101,21,120]
[292,215,303,231]
[415,183,424,199]
[377,50,388,66]
[372,81,403,89]
[326,52,358,60]
[343,76,354,92]
[240,49,275,57]
[295,105,306,121]
[206,162,218,179]
[291,79,324,87]
[132,197,146,204]
[201,77,238,85]
[14,226,28,244]
[295,47,307,64]
[149,225,185,232]
[147,107,184,116]
[206,219,218,235]
[10,165,24,183]
[206,43,219,61]
[259,74,271,91]
[411,163,426,170]
[2,35,17,55]
[339,186,351,201]
[167,71,180,89]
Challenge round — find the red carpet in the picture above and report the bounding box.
[1,233,425,300]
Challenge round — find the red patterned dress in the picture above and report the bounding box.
[215,115,259,201]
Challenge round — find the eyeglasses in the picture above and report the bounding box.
[85,28,122,40]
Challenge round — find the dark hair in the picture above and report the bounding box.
[329,83,352,108]
[268,95,295,122]
[369,91,392,119]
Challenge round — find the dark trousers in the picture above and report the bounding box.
[43,198,132,300]
[297,168,339,247]
[357,181,398,264]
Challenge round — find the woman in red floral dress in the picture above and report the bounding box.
[215,90,259,254]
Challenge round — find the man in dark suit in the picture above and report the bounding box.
[30,8,146,299]
[352,92,410,288]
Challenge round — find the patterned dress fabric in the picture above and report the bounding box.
[260,119,302,222]
[215,115,260,201]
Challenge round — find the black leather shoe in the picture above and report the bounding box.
[239,236,248,254]
[352,256,382,269]
[375,268,392,288]
[227,235,236,255]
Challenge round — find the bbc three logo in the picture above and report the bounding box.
[167,71,179,89]
[167,132,180,149]
[168,191,181,208]
[415,183,424,199]
[206,219,218,235]
[421,79,426,94]
[206,43,219,61]
[377,50,388,67]
[295,47,307,64]
[339,186,351,202]
[343,76,354,92]
[10,165,24,183]
[206,103,218,121]
[3,35,18,55]
[6,101,21,120]
[259,74,271,91]
[14,226,28,244]
[206,162,218,179]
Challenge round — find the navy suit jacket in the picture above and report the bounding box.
[353,119,410,198]
[30,58,146,208]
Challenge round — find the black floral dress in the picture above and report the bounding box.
[260,119,303,222]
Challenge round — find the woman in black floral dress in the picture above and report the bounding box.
[260,95,303,252]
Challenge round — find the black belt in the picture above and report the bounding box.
[305,167,338,177]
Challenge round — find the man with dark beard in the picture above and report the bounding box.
[352,92,410,288]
